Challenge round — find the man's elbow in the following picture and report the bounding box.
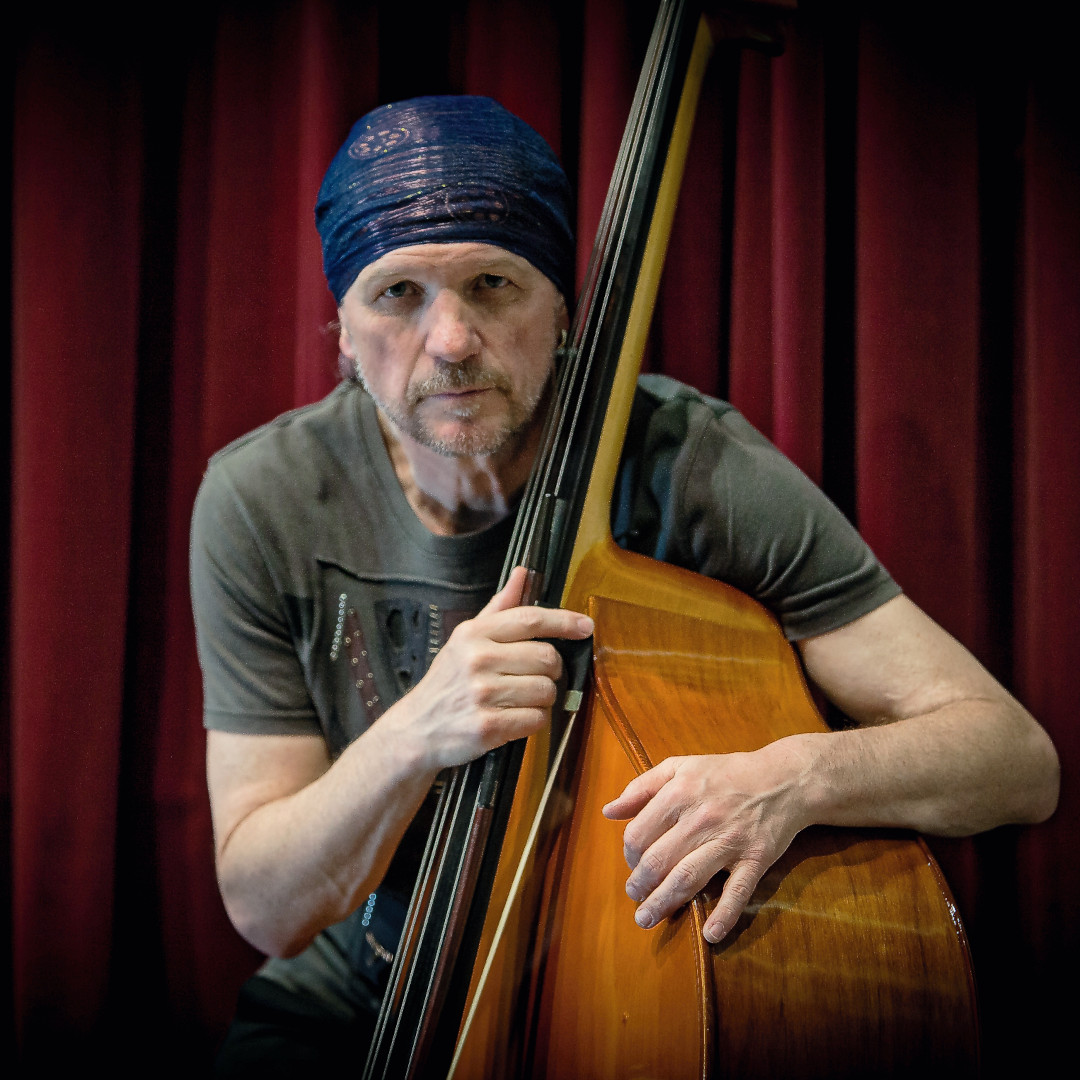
[218,871,319,960]
[223,894,318,960]
[1000,703,1061,826]
[1022,724,1061,825]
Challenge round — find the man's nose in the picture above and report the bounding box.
[424,291,479,363]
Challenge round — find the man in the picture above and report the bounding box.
[191,95,1059,1073]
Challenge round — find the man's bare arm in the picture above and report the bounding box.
[207,566,594,958]
[796,593,1059,833]
[603,593,1060,943]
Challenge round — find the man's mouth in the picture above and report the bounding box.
[410,370,505,406]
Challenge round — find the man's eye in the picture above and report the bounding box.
[382,281,412,299]
[478,274,509,289]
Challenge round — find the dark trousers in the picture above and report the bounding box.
[214,975,376,1077]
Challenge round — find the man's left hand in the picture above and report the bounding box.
[601,744,814,944]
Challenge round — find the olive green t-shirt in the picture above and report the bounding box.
[189,373,899,1020]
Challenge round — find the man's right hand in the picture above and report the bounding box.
[390,565,594,771]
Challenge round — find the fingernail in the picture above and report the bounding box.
[577,615,594,635]
[626,882,643,902]
[635,908,655,929]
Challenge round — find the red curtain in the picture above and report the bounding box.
[7,1,1077,1074]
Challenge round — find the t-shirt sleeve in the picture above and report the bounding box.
[190,459,321,735]
[615,378,901,640]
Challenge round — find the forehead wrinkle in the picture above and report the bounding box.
[357,243,543,291]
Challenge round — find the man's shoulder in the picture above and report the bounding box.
[630,373,746,461]
[635,372,734,416]
[206,381,362,479]
[194,381,375,547]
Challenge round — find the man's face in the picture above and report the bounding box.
[338,242,568,458]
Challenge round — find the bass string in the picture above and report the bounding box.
[502,0,684,585]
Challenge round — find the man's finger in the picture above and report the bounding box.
[701,862,763,944]
[479,567,594,643]
[602,758,681,821]
[481,565,529,613]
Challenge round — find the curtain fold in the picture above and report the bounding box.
[11,26,143,1046]
[7,1,1077,1074]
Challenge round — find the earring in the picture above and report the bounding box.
[555,328,574,363]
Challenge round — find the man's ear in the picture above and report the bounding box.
[336,319,361,381]
[338,319,355,359]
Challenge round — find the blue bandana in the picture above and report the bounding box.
[315,95,576,304]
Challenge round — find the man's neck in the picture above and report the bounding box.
[376,410,540,536]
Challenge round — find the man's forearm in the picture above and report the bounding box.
[799,695,1059,837]
[211,719,438,959]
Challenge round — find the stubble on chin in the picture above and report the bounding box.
[357,360,551,459]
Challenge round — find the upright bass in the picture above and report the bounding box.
[364,2,980,1076]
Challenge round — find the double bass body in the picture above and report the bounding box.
[454,542,979,1078]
